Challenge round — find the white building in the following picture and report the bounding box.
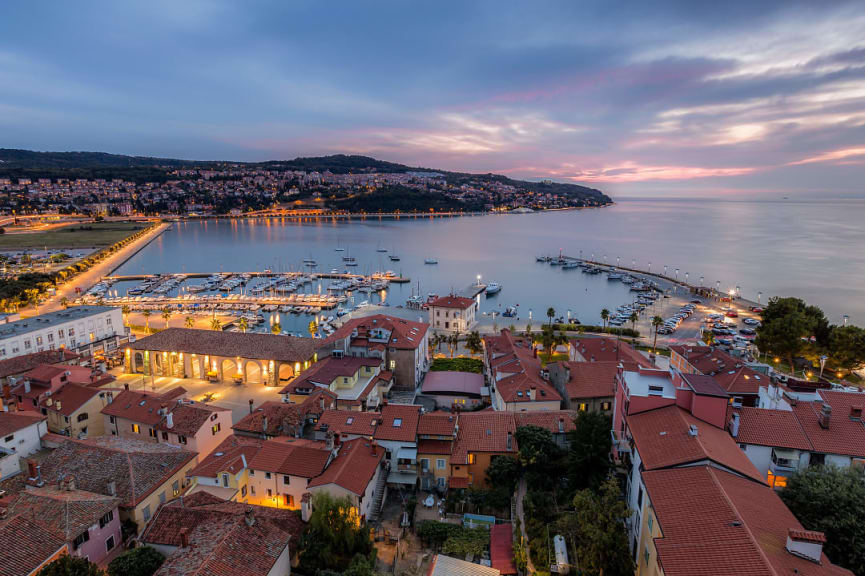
[428,295,477,333]
[0,411,48,480]
[0,306,126,361]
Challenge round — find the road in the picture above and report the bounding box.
[22,223,169,317]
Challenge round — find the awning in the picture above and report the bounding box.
[773,449,800,460]
[396,447,417,461]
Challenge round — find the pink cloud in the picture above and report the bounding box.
[787,146,865,166]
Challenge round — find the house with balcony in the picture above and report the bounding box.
[417,412,458,492]
[308,437,386,522]
[246,438,332,510]
[374,403,421,486]
[279,355,391,411]
[611,365,677,459]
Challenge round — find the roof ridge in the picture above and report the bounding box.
[704,467,780,576]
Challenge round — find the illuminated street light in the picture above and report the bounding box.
[476,274,481,286]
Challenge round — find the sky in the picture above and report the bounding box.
[1,1,865,197]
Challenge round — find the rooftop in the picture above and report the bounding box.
[188,435,263,478]
[308,437,384,495]
[421,371,484,397]
[557,360,619,399]
[323,314,429,351]
[374,404,421,443]
[247,439,330,478]
[129,328,317,363]
[0,306,116,339]
[622,367,676,399]
[731,406,811,450]
[680,373,730,398]
[40,382,109,416]
[0,349,80,379]
[0,515,67,576]
[0,411,45,437]
[2,484,119,541]
[570,336,651,366]
[428,295,476,310]
[316,409,380,437]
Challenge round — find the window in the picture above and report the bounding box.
[36,336,43,346]
[109,416,115,424]
[172,480,180,495]
[58,329,65,338]
[393,418,402,428]
[579,403,588,412]
[47,333,54,343]
[346,417,354,425]
[267,488,273,497]
[24,340,31,349]
[98,510,114,528]
[0,349,5,357]
[637,486,643,508]
[468,453,476,464]
[241,485,247,498]
[648,514,653,533]
[105,535,115,552]
[222,474,230,487]
[69,328,75,336]
[132,424,140,434]
[249,469,255,476]
[178,435,187,445]
[284,494,294,507]
[90,332,95,342]
[149,428,157,438]
[420,458,429,471]
[436,459,446,469]
[283,475,290,485]
[601,401,611,411]
[159,491,166,504]
[389,360,396,370]
[3,434,13,443]
[162,431,169,441]
[644,546,650,565]
[77,413,88,422]
[73,530,90,550]
[250,485,256,495]
[211,423,221,435]
[142,505,151,522]
[64,416,70,424]
[437,477,446,488]
[265,472,272,480]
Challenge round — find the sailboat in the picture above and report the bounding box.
[334,236,345,252]
[389,246,400,261]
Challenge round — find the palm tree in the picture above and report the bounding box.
[271,322,282,335]
[465,331,483,355]
[142,309,151,332]
[161,306,172,329]
[629,312,639,333]
[237,317,248,333]
[308,319,318,337]
[600,309,610,332]
[651,315,664,353]
[547,307,556,328]
[210,317,222,331]
[185,315,195,328]
[60,296,69,310]
[121,305,131,325]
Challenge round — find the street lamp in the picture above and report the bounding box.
[648,261,652,273]
[758,291,762,306]
[843,314,849,327]
[819,355,828,379]
[700,275,704,287]
[476,274,481,286]
[567,309,571,321]
[663,265,668,277]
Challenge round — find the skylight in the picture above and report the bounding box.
[346,417,354,425]
[393,418,402,427]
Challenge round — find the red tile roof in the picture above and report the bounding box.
[627,405,764,483]
[417,440,453,455]
[155,402,230,437]
[39,383,109,416]
[374,404,421,442]
[417,412,458,437]
[643,466,852,576]
[483,330,561,405]
[680,373,730,398]
[793,391,865,458]
[513,411,577,433]
[558,361,618,399]
[731,406,811,450]
[2,485,119,541]
[130,328,317,363]
[247,439,330,478]
[323,314,429,351]
[712,365,766,396]
[490,523,518,575]
[308,438,384,496]
[233,394,335,438]
[570,336,652,366]
[451,412,517,464]
[188,435,263,478]
[428,295,475,310]
[101,387,188,425]
[279,355,382,395]
[316,409,380,437]
[0,410,45,436]
[670,346,765,397]
[0,349,79,379]
[0,515,67,576]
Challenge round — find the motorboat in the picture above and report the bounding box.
[503,305,518,317]
[389,254,401,261]
[424,258,438,265]
[485,282,502,295]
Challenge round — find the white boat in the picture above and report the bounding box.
[424,258,438,265]
[485,282,502,295]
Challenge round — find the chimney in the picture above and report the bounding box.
[107,392,113,404]
[688,424,699,437]
[557,417,565,434]
[319,396,325,412]
[325,431,335,451]
[27,460,38,481]
[179,527,189,548]
[166,411,174,429]
[60,475,76,491]
[786,529,825,563]
[729,413,740,438]
[124,382,129,391]
[819,403,832,429]
[55,401,61,412]
[529,386,536,401]
[106,480,117,496]
[262,415,268,433]
[249,399,254,413]
[371,440,377,456]
[850,405,862,421]
[244,506,255,527]
[506,431,513,451]
[301,493,313,523]
[23,380,30,394]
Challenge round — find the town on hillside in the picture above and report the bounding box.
[0,285,863,576]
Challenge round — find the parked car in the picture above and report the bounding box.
[725,310,739,318]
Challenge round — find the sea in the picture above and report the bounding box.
[112,198,865,333]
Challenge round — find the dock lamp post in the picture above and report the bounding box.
[477,274,481,287]
[700,275,704,287]
[685,272,689,285]
[648,261,652,273]
[567,309,571,322]
[736,285,740,298]
[663,265,668,277]
[819,355,828,379]
[716,281,721,297]
[616,256,620,267]
[758,291,762,306]
[674,269,679,282]
[632,259,636,269]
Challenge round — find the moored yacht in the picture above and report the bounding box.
[485,282,502,295]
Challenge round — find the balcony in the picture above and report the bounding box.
[611,430,631,454]
[770,449,800,475]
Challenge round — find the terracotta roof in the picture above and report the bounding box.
[2,485,119,541]
[681,373,730,398]
[627,405,764,483]
[428,295,475,310]
[495,372,561,404]
[428,554,501,576]
[22,364,70,383]
[156,402,230,437]
[570,336,652,366]
[279,355,381,395]
[417,439,453,455]
[308,438,384,495]
[34,437,196,507]
[0,410,45,436]
[233,394,334,438]
[513,411,577,433]
[792,391,865,458]
[323,314,429,350]
[484,330,561,405]
[0,515,67,576]
[101,387,188,425]
[449,476,470,489]
[188,435,263,478]
[316,409,380,437]
[490,523,517,575]
[144,498,303,576]
[417,411,458,437]
[643,466,852,576]
[129,328,317,363]
[731,407,811,450]
[671,346,763,397]
[374,404,421,442]
[0,349,79,379]
[39,383,108,416]
[451,412,517,464]
[712,365,766,397]
[558,361,618,399]
[247,439,330,478]
[422,371,484,397]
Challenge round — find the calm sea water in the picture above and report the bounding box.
[114,198,865,330]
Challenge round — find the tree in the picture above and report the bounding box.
[780,466,865,575]
[60,296,69,309]
[755,310,814,373]
[37,556,104,576]
[446,331,461,358]
[465,330,483,355]
[600,309,610,332]
[121,304,131,325]
[516,425,561,471]
[557,478,634,576]
[568,411,613,491]
[308,319,318,337]
[486,454,521,495]
[210,317,222,331]
[651,315,663,352]
[298,493,374,574]
[237,316,248,332]
[547,306,556,328]
[629,311,638,332]
[271,321,282,335]
[107,546,165,576]
[161,306,172,329]
[185,315,195,328]
[828,325,865,374]
[142,309,151,332]
[540,325,567,358]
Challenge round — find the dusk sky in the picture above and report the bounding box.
[2,1,865,197]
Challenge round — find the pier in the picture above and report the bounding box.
[104,271,411,283]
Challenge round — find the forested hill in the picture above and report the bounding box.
[0,149,611,205]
